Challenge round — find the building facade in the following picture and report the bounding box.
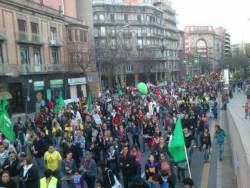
[215,27,232,61]
[93,0,179,87]
[0,0,91,114]
[177,30,186,80]
[184,26,225,74]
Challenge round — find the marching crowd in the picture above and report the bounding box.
[0,75,232,188]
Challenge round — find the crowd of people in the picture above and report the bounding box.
[0,74,236,188]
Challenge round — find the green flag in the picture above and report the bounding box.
[54,95,64,113]
[169,118,186,162]
[87,89,93,112]
[116,76,123,95]
[0,97,15,142]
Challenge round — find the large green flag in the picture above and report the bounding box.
[0,97,15,142]
[87,89,93,112]
[54,95,64,113]
[169,118,186,162]
[116,76,123,95]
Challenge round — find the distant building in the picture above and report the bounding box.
[215,27,232,59]
[0,0,93,113]
[93,0,179,87]
[184,26,229,73]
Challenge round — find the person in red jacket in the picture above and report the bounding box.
[112,112,122,125]
[48,100,54,111]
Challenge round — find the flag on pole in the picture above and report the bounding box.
[54,95,64,113]
[87,89,93,112]
[168,118,186,162]
[0,97,15,142]
[116,76,123,95]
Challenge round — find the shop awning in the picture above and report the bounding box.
[0,91,12,100]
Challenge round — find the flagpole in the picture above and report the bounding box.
[184,146,192,178]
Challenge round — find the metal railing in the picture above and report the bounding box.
[16,31,43,44]
[49,37,63,46]
[122,32,132,38]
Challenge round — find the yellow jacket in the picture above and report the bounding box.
[39,176,58,188]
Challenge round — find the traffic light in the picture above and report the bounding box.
[194,54,200,64]
[183,54,189,64]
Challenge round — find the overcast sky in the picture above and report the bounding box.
[171,0,250,44]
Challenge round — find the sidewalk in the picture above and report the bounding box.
[208,95,237,188]
[226,92,250,188]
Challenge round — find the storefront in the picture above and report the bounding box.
[33,81,46,111]
[68,77,87,99]
[49,79,65,101]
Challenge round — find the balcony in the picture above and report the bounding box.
[123,44,132,50]
[49,37,63,47]
[137,45,143,49]
[0,63,82,76]
[144,44,162,49]
[16,32,43,45]
[136,33,143,37]
[0,29,7,41]
[110,44,117,49]
[123,32,132,38]
[163,14,177,24]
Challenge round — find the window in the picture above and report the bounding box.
[18,19,26,32]
[137,39,142,48]
[99,14,105,20]
[93,14,98,20]
[111,27,116,37]
[0,45,3,64]
[110,39,116,48]
[100,27,106,37]
[137,15,141,23]
[20,46,29,64]
[124,39,131,47]
[125,64,133,72]
[80,30,84,42]
[84,31,87,42]
[31,22,38,34]
[124,14,128,22]
[146,27,150,36]
[100,39,106,47]
[50,27,57,41]
[51,48,59,64]
[68,30,73,41]
[33,48,41,65]
[75,30,79,41]
[110,14,114,22]
[94,28,98,37]
[137,27,142,36]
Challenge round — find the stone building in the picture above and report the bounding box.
[93,0,179,87]
[0,0,92,114]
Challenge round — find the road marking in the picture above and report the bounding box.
[216,110,223,188]
[216,161,222,188]
[200,119,216,188]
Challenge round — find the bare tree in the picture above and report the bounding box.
[95,33,130,87]
[69,43,95,74]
